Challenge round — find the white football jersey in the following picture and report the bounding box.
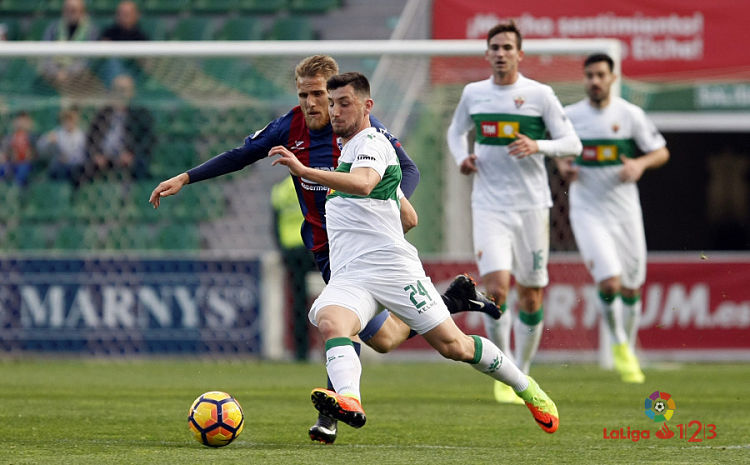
[447,74,580,211]
[325,127,419,275]
[564,96,666,219]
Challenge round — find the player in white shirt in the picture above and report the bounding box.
[446,21,582,404]
[270,71,559,434]
[556,53,669,383]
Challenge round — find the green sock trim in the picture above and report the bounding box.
[519,307,544,326]
[598,291,620,304]
[470,335,483,365]
[622,294,641,305]
[499,303,507,312]
[325,337,353,351]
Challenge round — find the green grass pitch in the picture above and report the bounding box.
[0,359,747,464]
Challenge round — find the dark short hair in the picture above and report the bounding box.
[584,53,615,72]
[326,72,370,97]
[487,20,522,50]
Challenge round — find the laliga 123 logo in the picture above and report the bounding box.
[602,390,717,443]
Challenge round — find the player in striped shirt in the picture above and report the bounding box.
[556,53,669,383]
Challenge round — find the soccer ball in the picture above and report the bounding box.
[653,400,666,413]
[188,391,245,447]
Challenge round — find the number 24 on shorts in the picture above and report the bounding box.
[404,280,433,310]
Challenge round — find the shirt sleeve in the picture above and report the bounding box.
[187,116,286,183]
[350,138,390,178]
[535,87,583,158]
[446,87,474,166]
[370,115,420,199]
[630,105,667,154]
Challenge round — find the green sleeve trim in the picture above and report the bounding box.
[622,294,641,305]
[519,307,544,326]
[327,163,402,202]
[470,335,483,365]
[325,337,354,351]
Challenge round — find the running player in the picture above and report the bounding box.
[446,22,582,403]
[557,53,669,383]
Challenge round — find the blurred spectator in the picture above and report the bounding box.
[271,176,315,360]
[38,107,87,185]
[99,1,149,85]
[0,111,38,186]
[100,1,149,41]
[86,74,154,180]
[40,0,100,94]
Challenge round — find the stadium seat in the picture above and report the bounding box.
[137,16,170,41]
[21,181,73,222]
[24,17,53,40]
[6,224,50,250]
[237,0,287,14]
[72,180,127,222]
[267,17,315,40]
[0,184,22,221]
[170,17,219,41]
[141,0,190,14]
[89,0,120,14]
[105,223,157,250]
[288,0,340,14]
[53,223,103,250]
[156,222,201,250]
[45,0,64,15]
[149,139,198,179]
[2,0,45,15]
[193,0,239,14]
[124,180,162,221]
[213,17,264,41]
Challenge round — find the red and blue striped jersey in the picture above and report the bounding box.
[187,106,420,253]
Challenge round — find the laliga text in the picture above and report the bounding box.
[603,421,717,443]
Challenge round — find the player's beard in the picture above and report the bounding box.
[332,120,358,140]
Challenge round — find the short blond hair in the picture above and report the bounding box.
[295,55,339,81]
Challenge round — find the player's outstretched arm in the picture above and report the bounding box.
[149,172,189,208]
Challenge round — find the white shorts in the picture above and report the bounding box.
[309,253,451,335]
[570,207,647,289]
[472,208,549,287]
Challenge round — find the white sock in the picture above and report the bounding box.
[482,307,515,364]
[600,294,627,345]
[622,298,642,349]
[469,335,528,392]
[324,338,361,400]
[514,309,544,374]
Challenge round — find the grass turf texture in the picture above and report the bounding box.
[0,360,747,464]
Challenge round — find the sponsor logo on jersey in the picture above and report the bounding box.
[480,121,519,139]
[290,140,305,151]
[357,154,376,161]
[582,145,618,162]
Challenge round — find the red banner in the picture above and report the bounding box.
[393,254,750,358]
[432,0,749,80]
